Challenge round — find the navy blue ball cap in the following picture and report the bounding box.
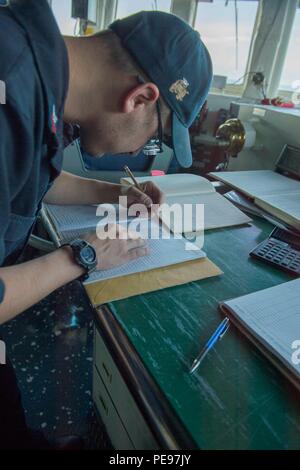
[109,11,212,168]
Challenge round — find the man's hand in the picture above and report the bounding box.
[44,171,165,211]
[121,181,165,210]
[83,224,150,270]
[0,224,149,325]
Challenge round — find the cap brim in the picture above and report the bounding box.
[172,113,193,168]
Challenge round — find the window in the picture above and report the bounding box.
[116,0,172,19]
[194,0,259,86]
[51,0,77,35]
[279,5,300,92]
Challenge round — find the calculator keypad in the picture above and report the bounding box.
[251,240,300,275]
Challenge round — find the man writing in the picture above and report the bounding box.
[0,0,212,449]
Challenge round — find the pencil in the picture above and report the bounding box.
[123,165,143,191]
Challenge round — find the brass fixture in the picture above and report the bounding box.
[215,118,246,155]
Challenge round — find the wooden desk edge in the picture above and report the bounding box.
[94,304,199,450]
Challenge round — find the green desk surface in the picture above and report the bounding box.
[107,218,300,449]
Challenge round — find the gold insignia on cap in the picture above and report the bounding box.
[169,78,190,101]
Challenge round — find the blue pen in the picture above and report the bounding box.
[189,317,230,374]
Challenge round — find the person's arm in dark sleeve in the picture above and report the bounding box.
[0,102,13,306]
[0,105,149,324]
[0,280,4,304]
[0,102,85,323]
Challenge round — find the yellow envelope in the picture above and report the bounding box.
[84,257,222,306]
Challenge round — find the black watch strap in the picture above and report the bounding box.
[63,239,97,281]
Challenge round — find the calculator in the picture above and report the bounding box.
[250,227,300,276]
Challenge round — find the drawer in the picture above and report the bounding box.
[94,327,159,449]
[93,366,134,450]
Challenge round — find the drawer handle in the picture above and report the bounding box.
[102,362,112,383]
[99,393,109,416]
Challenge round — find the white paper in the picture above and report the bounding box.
[223,278,300,378]
[85,220,206,284]
[121,174,251,232]
[43,203,206,284]
[165,192,251,232]
[210,170,300,198]
[121,173,215,197]
[45,203,128,234]
[255,193,300,228]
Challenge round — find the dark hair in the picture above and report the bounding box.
[92,30,169,120]
[93,30,142,74]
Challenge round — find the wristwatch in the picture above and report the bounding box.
[66,239,97,281]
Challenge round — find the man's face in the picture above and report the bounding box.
[79,104,159,158]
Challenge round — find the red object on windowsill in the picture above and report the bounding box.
[151,170,165,176]
[260,97,295,108]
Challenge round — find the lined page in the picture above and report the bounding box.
[165,192,251,232]
[43,207,206,283]
[223,279,300,378]
[44,203,128,234]
[255,193,300,230]
[83,220,206,284]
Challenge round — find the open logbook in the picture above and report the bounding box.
[43,200,216,284]
[220,278,300,391]
[210,170,300,231]
[121,173,251,233]
[42,202,222,305]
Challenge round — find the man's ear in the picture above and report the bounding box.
[122,82,159,114]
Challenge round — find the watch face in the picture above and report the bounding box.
[80,246,97,265]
